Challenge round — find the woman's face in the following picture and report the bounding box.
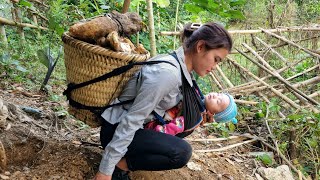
[205,93,230,114]
[192,42,229,77]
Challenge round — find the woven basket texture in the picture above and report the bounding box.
[62,33,150,127]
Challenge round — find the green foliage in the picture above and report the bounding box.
[256,154,273,166]
[184,0,246,23]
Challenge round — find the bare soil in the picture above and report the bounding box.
[0,87,261,180]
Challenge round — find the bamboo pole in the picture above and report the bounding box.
[261,28,320,59]
[234,99,259,105]
[0,24,7,47]
[146,0,156,57]
[32,14,40,37]
[227,57,301,109]
[212,71,226,89]
[160,27,320,36]
[243,76,320,95]
[237,47,319,106]
[309,90,320,98]
[216,65,234,88]
[255,36,288,64]
[227,54,315,93]
[173,0,180,49]
[0,16,47,30]
[209,72,224,90]
[286,64,319,81]
[230,35,320,54]
[13,5,25,43]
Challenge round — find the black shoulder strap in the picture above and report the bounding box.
[64,60,177,115]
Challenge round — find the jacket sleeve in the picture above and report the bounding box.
[99,64,179,175]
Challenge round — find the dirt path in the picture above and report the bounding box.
[0,88,259,180]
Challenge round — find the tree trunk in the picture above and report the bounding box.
[122,0,130,13]
[146,0,156,56]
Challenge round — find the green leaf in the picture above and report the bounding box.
[228,122,236,132]
[287,114,304,120]
[19,0,32,7]
[184,4,204,14]
[37,49,49,68]
[154,0,170,8]
[226,10,245,20]
[230,0,247,6]
[257,154,273,166]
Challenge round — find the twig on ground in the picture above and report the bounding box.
[185,135,246,142]
[260,140,308,180]
[194,139,257,153]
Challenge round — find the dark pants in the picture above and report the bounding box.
[100,120,193,171]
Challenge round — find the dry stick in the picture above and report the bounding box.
[234,99,258,105]
[13,5,25,42]
[32,14,40,37]
[146,0,156,56]
[227,57,300,109]
[186,135,245,142]
[216,65,234,88]
[261,28,320,59]
[227,52,316,93]
[194,139,257,153]
[0,16,47,30]
[161,27,320,36]
[260,141,308,180]
[230,34,320,54]
[309,90,320,98]
[245,75,320,95]
[0,24,7,47]
[228,56,318,92]
[209,72,223,90]
[255,36,288,64]
[286,64,319,81]
[237,47,319,106]
[212,71,226,89]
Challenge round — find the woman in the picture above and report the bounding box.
[94,22,233,180]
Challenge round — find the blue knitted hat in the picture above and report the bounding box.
[213,93,238,124]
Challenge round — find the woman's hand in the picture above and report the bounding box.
[201,110,214,125]
[93,172,112,180]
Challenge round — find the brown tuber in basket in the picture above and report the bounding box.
[62,33,150,127]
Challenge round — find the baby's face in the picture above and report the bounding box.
[205,93,230,114]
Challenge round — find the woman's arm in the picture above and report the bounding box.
[99,64,179,175]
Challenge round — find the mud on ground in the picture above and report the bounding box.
[0,88,261,180]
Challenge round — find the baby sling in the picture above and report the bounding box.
[63,53,205,134]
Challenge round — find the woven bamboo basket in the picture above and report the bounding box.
[62,33,150,127]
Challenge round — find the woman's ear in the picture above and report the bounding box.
[196,40,206,53]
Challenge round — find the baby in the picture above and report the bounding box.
[145,93,238,135]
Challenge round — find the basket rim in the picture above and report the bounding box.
[62,32,150,61]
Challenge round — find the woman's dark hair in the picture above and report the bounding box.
[180,22,233,52]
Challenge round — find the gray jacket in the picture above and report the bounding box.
[99,47,193,175]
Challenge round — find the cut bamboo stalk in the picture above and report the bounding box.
[227,57,300,109]
[255,36,288,64]
[186,135,245,142]
[216,65,234,88]
[146,0,156,57]
[261,28,320,59]
[309,90,320,98]
[244,75,320,95]
[234,99,259,105]
[286,64,319,81]
[32,14,40,37]
[209,72,223,90]
[230,35,320,54]
[161,27,320,36]
[0,24,7,47]
[13,6,25,42]
[194,139,257,153]
[227,54,315,93]
[212,71,226,89]
[237,47,319,106]
[0,16,47,30]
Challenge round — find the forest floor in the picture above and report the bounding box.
[0,85,274,180]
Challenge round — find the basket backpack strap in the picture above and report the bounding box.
[63,60,177,115]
